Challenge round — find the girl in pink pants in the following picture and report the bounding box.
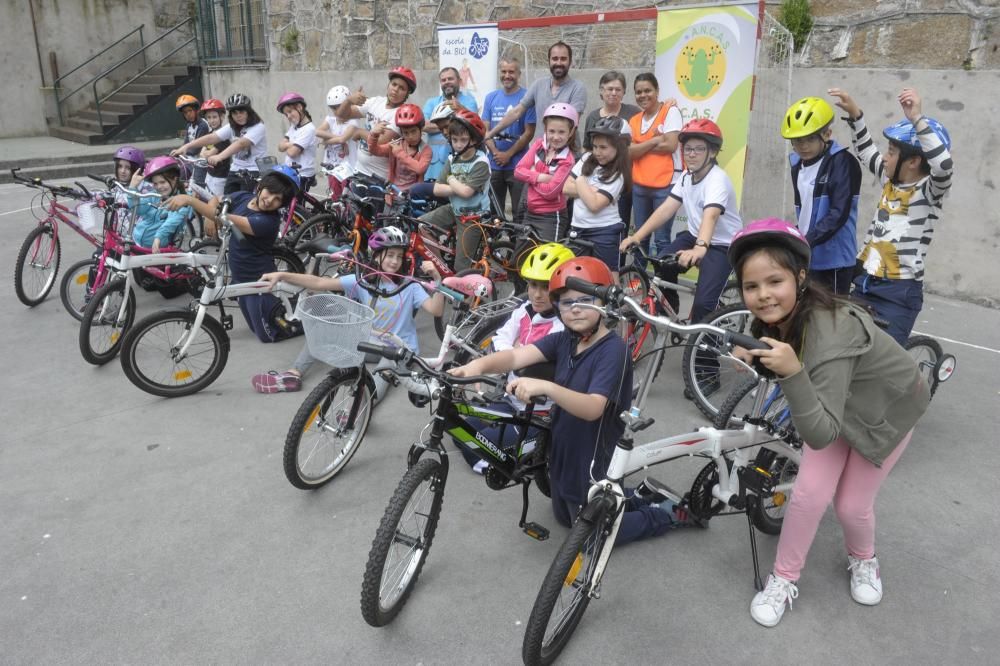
[727,219,931,628]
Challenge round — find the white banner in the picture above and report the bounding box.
[437,24,498,112]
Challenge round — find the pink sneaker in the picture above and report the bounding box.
[252,371,302,394]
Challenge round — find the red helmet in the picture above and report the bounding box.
[449,109,486,144]
[395,103,425,129]
[548,256,614,297]
[679,118,723,149]
[175,94,200,112]
[199,98,225,114]
[388,66,417,94]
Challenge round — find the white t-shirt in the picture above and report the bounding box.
[356,97,399,180]
[215,122,268,172]
[672,165,743,245]
[284,121,317,177]
[795,159,822,236]
[322,115,361,167]
[569,154,624,229]
[659,106,684,185]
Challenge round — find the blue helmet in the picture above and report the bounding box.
[266,164,301,193]
[883,117,951,154]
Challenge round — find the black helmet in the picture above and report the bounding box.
[587,116,630,142]
[226,93,252,110]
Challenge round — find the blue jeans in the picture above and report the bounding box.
[657,230,732,323]
[632,183,673,256]
[570,223,625,272]
[550,483,682,545]
[851,274,923,345]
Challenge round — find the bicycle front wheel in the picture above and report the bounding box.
[523,497,614,666]
[120,309,230,397]
[60,258,97,321]
[361,457,447,627]
[78,278,136,365]
[283,368,374,489]
[15,224,61,306]
[681,303,757,421]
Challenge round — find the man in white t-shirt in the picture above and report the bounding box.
[347,67,418,181]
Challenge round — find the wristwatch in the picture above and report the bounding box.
[694,239,710,248]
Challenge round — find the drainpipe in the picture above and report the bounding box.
[28,0,47,86]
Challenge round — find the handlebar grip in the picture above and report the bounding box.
[564,277,621,305]
[356,342,408,362]
[436,284,464,303]
[726,332,770,351]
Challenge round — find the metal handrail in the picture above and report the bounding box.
[86,18,194,99]
[54,24,146,124]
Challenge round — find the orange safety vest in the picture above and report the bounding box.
[628,102,677,188]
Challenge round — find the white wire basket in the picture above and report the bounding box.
[76,201,104,234]
[297,294,376,367]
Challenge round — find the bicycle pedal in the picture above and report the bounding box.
[221,314,234,330]
[522,522,550,541]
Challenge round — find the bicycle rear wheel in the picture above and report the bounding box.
[619,266,664,390]
[15,224,61,307]
[283,368,374,489]
[523,496,614,666]
[681,303,757,422]
[361,457,447,627]
[78,278,136,365]
[60,258,96,321]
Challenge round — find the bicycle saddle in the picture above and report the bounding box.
[442,274,493,299]
[296,234,348,256]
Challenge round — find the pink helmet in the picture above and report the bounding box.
[368,225,409,252]
[542,102,579,127]
[276,92,306,112]
[728,218,811,269]
[114,145,146,169]
[143,155,183,180]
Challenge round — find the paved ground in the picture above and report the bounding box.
[2,178,999,665]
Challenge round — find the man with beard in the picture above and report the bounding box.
[481,58,536,222]
[484,42,587,143]
[422,66,479,182]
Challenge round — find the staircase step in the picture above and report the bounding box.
[149,65,194,78]
[48,126,104,145]
[76,109,128,123]
[137,74,179,86]
[122,83,167,95]
[67,117,108,133]
[108,92,154,105]
[101,101,142,114]
[0,160,112,185]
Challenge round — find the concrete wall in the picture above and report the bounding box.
[205,66,999,306]
[0,2,48,137]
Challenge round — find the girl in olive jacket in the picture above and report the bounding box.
[727,219,929,628]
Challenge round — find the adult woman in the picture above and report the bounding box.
[583,71,640,227]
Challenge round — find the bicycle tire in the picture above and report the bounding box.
[272,247,306,274]
[288,212,346,251]
[60,258,97,321]
[120,309,230,397]
[904,335,944,398]
[619,266,664,386]
[433,269,496,341]
[78,278,136,365]
[681,303,757,422]
[522,496,614,665]
[283,368,374,490]
[360,457,447,627]
[15,224,61,307]
[488,239,526,297]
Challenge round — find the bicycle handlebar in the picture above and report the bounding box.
[10,168,91,200]
[356,342,503,388]
[628,245,680,268]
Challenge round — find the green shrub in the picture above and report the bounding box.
[779,0,814,52]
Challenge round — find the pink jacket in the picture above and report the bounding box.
[514,138,575,214]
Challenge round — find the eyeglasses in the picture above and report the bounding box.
[682,144,709,155]
[556,295,597,310]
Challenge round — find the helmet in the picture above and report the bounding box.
[388,66,417,94]
[395,103,425,129]
[429,101,454,123]
[543,102,579,128]
[548,256,614,296]
[326,85,350,107]
[883,117,951,155]
[225,93,252,110]
[175,94,200,112]
[199,98,225,114]
[368,225,409,252]
[143,155,182,180]
[114,145,146,169]
[264,164,302,193]
[781,97,835,139]
[679,118,723,149]
[728,218,811,271]
[587,115,629,142]
[521,243,576,282]
[449,109,486,144]
[276,92,306,113]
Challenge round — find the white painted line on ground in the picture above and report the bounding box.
[0,207,33,217]
[913,330,1000,355]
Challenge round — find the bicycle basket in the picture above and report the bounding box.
[76,201,104,234]
[296,294,375,367]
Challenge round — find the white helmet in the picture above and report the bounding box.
[326,85,351,107]
[429,101,455,123]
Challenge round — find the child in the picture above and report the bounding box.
[112,145,146,186]
[197,98,231,198]
[515,103,579,242]
[316,85,362,199]
[347,66,417,181]
[419,109,492,272]
[564,116,631,274]
[828,87,953,345]
[129,156,192,253]
[725,219,930,627]
[451,257,693,544]
[176,95,210,188]
[620,119,743,325]
[366,103,431,191]
[276,92,318,192]
[407,102,455,208]
[172,93,268,195]
[782,96,862,295]
[163,166,302,342]
[252,226,445,398]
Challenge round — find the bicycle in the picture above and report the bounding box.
[521,277,802,665]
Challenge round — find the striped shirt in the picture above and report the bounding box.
[849,114,953,281]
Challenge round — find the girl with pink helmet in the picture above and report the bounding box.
[128,155,193,253]
[277,92,318,191]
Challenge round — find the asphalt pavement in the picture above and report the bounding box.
[1,177,999,665]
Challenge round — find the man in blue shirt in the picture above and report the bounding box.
[422,67,479,182]
[482,57,536,223]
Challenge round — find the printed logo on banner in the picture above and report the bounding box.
[470,32,490,59]
[676,35,727,101]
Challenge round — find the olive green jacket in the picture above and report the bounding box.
[778,302,930,465]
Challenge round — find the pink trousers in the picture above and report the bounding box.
[772,430,912,581]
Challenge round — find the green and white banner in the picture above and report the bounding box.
[656,3,761,202]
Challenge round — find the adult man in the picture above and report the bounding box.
[481,58,536,222]
[422,67,479,181]
[484,42,587,142]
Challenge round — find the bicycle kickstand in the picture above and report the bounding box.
[745,496,765,591]
[519,481,549,541]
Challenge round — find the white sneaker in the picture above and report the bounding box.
[847,555,883,605]
[472,460,488,475]
[750,573,799,627]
